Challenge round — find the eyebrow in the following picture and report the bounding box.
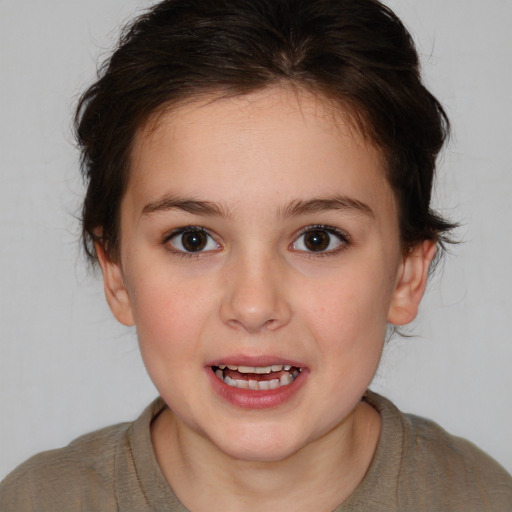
[279,196,375,219]
[142,196,231,218]
[141,194,374,219]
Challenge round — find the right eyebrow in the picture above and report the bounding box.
[141,195,232,218]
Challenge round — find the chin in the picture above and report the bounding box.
[220,441,301,463]
[208,423,309,463]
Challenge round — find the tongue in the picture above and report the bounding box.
[223,368,289,382]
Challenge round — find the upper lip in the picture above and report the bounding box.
[206,355,305,369]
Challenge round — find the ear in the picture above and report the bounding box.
[387,240,437,326]
[95,243,135,327]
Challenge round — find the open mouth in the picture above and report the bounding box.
[211,364,302,391]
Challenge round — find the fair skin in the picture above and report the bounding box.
[97,87,435,511]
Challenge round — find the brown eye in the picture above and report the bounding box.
[303,230,330,251]
[292,226,348,254]
[168,227,219,253]
[182,230,207,251]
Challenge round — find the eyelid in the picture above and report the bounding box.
[163,225,221,255]
[291,224,350,255]
[161,224,350,258]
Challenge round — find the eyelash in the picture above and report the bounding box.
[162,224,350,259]
[162,226,220,259]
[291,224,350,258]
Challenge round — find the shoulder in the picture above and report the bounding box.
[386,395,512,510]
[402,411,511,477]
[401,410,499,467]
[0,421,130,512]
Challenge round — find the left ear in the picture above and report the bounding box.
[387,240,437,326]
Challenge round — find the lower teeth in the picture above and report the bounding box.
[214,368,300,390]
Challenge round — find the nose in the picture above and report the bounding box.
[219,250,292,333]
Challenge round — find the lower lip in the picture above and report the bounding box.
[205,367,308,409]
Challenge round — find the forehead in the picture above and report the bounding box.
[127,86,396,220]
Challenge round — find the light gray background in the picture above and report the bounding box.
[1,0,511,480]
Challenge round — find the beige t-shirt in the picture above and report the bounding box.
[1,391,511,511]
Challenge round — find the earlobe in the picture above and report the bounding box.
[95,243,135,327]
[387,240,437,326]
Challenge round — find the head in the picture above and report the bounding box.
[75,0,455,462]
[77,0,454,265]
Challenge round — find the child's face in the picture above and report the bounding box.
[99,87,433,462]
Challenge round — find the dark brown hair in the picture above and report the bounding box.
[76,0,456,263]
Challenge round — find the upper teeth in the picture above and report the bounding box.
[219,364,292,374]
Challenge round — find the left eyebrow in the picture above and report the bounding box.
[279,196,375,219]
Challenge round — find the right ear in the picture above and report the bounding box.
[95,243,135,327]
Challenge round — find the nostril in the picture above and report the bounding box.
[224,316,287,334]
[218,262,292,332]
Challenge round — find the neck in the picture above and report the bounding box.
[151,399,381,512]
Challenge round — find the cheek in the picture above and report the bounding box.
[129,280,216,414]
[299,260,396,358]
[128,272,214,364]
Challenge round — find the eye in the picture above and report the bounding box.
[292,225,348,253]
[167,227,220,253]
